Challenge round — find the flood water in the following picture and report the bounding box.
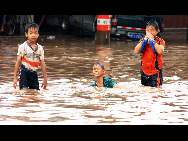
[0,34,188,125]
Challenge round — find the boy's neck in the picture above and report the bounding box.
[27,40,37,50]
[96,76,104,87]
[27,40,36,45]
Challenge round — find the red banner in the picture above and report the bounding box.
[97,15,111,31]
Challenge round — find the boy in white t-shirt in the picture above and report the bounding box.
[13,23,47,90]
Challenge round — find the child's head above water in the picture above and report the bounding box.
[146,20,159,38]
[93,62,105,70]
[93,62,105,77]
[146,21,159,31]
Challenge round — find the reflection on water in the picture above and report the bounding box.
[0,35,188,124]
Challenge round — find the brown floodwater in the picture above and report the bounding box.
[0,34,188,125]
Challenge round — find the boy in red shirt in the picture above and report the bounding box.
[134,21,166,87]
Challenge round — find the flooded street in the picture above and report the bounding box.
[0,34,188,125]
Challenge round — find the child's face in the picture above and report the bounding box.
[93,65,105,77]
[25,27,39,42]
[146,25,159,37]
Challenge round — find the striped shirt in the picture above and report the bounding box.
[17,40,44,71]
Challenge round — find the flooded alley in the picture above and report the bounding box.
[0,34,188,125]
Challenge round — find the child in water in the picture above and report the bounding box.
[72,62,125,89]
[13,23,47,90]
[89,62,118,88]
[134,21,166,87]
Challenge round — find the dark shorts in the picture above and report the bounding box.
[20,64,39,90]
[141,69,163,87]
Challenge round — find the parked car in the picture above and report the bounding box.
[62,15,164,39]
[68,15,97,33]
[111,15,164,39]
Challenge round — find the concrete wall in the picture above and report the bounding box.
[156,15,188,28]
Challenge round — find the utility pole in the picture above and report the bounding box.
[95,15,111,45]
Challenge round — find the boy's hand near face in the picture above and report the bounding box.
[145,32,154,40]
[145,32,155,47]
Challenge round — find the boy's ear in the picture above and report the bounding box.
[25,32,28,37]
[103,70,105,74]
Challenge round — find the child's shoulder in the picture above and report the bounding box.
[19,41,27,46]
[18,41,27,51]
[36,43,43,48]
[104,77,117,88]
[155,36,166,48]
[104,77,117,83]
[104,77,112,81]
[155,36,165,41]
[88,81,97,87]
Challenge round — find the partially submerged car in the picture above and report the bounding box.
[62,15,164,39]
[111,15,164,39]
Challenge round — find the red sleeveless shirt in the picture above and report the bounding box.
[139,36,166,76]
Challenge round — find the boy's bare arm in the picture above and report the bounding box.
[13,56,22,89]
[154,44,164,55]
[134,42,142,54]
[40,59,47,89]
[134,35,149,54]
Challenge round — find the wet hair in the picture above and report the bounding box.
[146,21,159,31]
[25,23,39,33]
[93,62,105,70]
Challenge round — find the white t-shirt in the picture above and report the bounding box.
[17,40,44,71]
